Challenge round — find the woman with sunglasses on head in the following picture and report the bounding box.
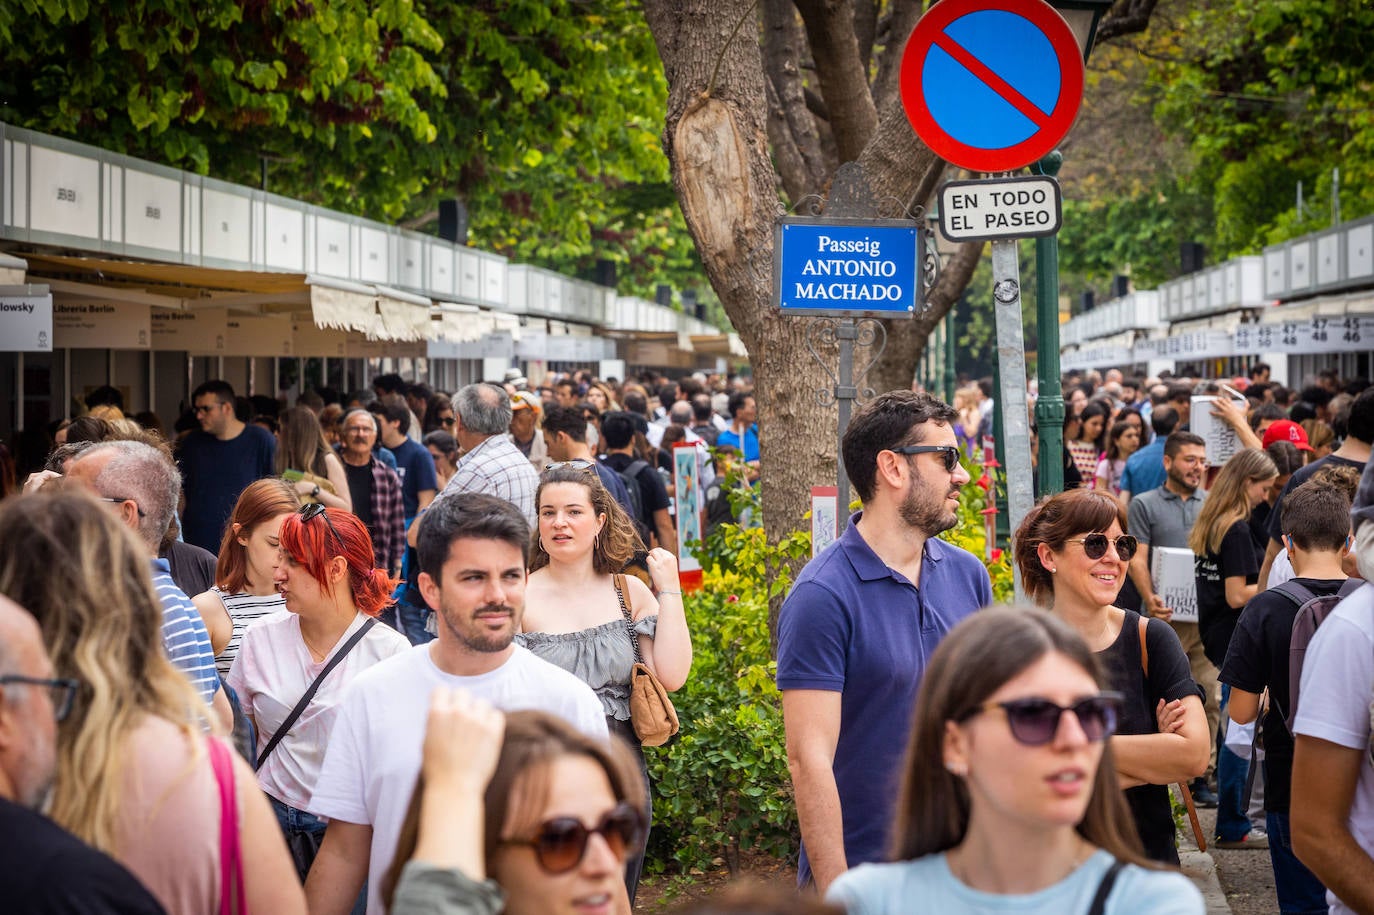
[519,463,692,903]
[826,607,1203,914]
[1188,447,1276,850]
[0,489,307,914]
[192,477,299,677]
[384,690,643,915]
[227,503,410,881]
[1015,489,1210,865]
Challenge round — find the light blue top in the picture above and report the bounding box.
[826,850,1202,915]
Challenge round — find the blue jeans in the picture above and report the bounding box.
[395,598,436,646]
[270,798,366,915]
[1267,812,1328,913]
[1216,684,1252,841]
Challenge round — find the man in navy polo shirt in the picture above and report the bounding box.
[777,390,992,893]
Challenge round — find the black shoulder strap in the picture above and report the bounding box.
[1272,579,1318,609]
[1087,859,1127,915]
[624,459,650,481]
[256,618,377,769]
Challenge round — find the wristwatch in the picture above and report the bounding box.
[310,484,321,500]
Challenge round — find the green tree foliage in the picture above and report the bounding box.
[0,0,713,312]
[1152,0,1374,256]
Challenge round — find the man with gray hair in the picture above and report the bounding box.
[65,441,224,713]
[413,383,538,535]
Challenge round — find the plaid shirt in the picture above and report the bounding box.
[367,457,406,573]
[436,434,540,527]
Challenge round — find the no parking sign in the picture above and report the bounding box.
[900,0,1085,172]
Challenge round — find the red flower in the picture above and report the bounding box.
[726,594,739,603]
[975,474,991,491]
[990,548,1003,563]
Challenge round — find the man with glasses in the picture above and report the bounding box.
[338,409,405,578]
[66,441,228,721]
[177,380,275,552]
[1127,430,1220,808]
[0,595,167,912]
[776,391,993,894]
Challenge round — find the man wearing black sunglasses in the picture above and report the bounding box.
[0,596,167,913]
[776,390,993,894]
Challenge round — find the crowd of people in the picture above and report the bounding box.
[5,359,1374,914]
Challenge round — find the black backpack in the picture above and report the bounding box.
[615,459,654,542]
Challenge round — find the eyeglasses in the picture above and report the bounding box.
[959,692,1123,746]
[97,496,146,518]
[0,675,80,721]
[890,444,961,473]
[298,502,345,552]
[1065,534,1138,562]
[501,803,645,874]
[192,402,224,415]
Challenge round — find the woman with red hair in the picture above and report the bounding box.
[193,477,299,675]
[227,503,409,883]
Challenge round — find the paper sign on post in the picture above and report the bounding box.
[1151,546,1198,624]
[811,486,839,557]
[1191,384,1248,467]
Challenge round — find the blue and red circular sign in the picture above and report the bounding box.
[900,0,1085,172]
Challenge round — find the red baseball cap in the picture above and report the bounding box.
[1262,419,1313,452]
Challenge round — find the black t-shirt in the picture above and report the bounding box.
[343,460,375,528]
[1268,455,1366,544]
[1249,502,1272,554]
[1195,520,1259,668]
[1098,610,1204,864]
[1219,577,1347,814]
[161,539,218,597]
[602,452,671,532]
[0,797,167,914]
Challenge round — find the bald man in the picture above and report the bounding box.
[0,596,167,912]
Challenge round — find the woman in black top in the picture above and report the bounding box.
[1016,489,1210,864]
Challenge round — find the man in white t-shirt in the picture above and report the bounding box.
[1290,534,1374,913]
[305,493,606,915]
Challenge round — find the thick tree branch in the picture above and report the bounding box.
[762,0,831,201]
[793,0,879,161]
[870,0,924,112]
[1097,0,1161,42]
[853,0,878,73]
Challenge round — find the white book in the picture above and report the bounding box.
[1151,546,1198,624]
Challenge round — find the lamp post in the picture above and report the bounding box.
[1036,0,1112,499]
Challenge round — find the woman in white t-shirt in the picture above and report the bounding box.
[194,477,299,677]
[825,608,1203,915]
[228,503,409,882]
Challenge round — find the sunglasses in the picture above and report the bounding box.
[501,802,645,874]
[298,502,345,552]
[544,459,596,473]
[959,692,1123,746]
[1065,534,1138,562]
[440,416,455,427]
[890,444,961,473]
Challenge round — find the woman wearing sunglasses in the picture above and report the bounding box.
[519,463,692,902]
[384,690,643,915]
[227,503,410,881]
[1015,489,1210,865]
[826,608,1202,914]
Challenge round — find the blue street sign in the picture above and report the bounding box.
[773,218,921,317]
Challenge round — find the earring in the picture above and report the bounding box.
[945,762,967,776]
[1049,567,1057,573]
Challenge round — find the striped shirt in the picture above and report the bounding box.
[150,559,220,704]
[211,586,287,678]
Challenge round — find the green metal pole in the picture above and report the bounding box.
[944,308,957,403]
[1034,151,1065,498]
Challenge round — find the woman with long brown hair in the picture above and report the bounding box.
[0,489,305,914]
[1015,489,1210,865]
[276,405,352,511]
[826,608,1202,913]
[519,463,691,902]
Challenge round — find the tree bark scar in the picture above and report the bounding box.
[674,95,753,263]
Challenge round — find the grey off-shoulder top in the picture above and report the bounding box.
[517,615,658,721]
